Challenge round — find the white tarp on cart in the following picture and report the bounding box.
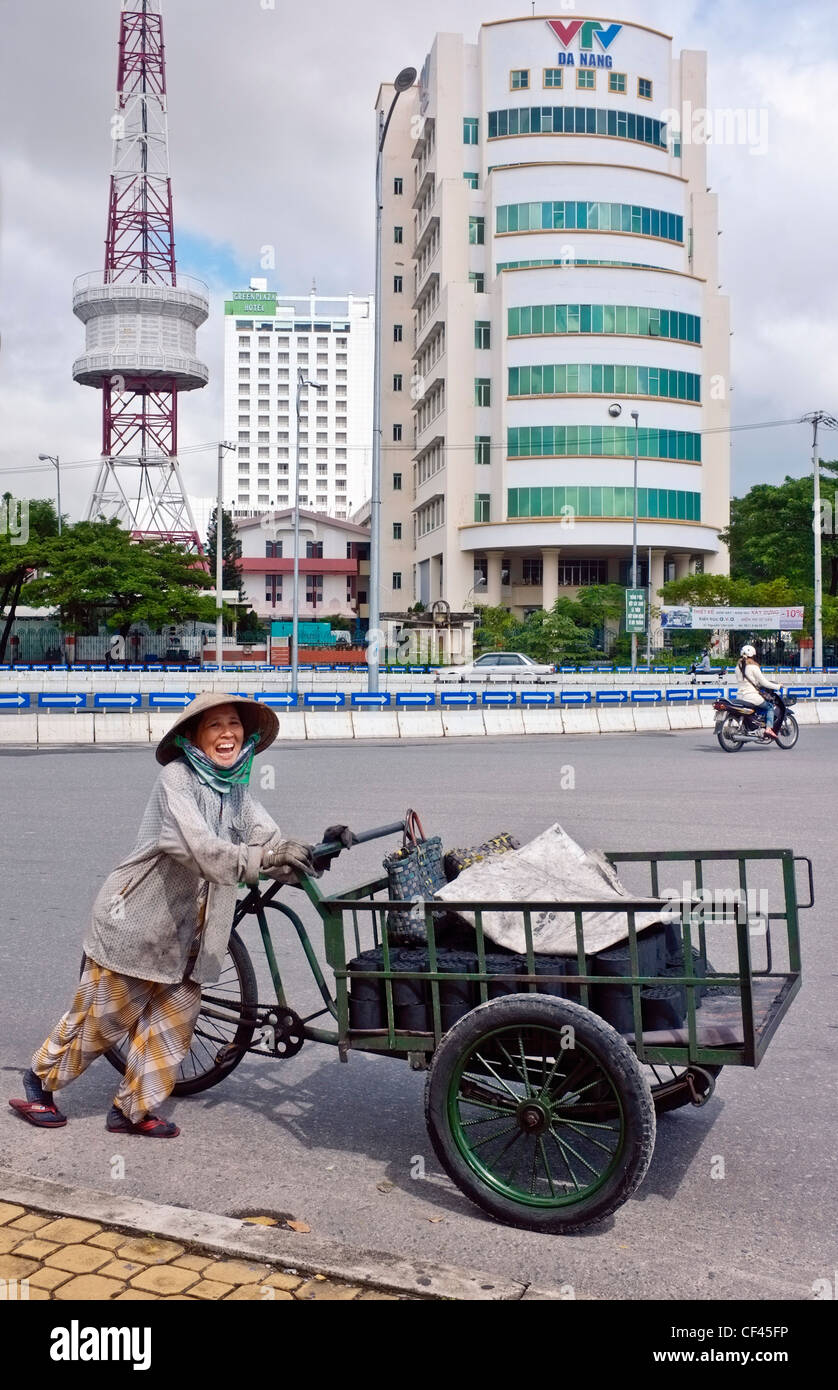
[433,823,663,955]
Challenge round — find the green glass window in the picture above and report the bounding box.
[638,77,653,99]
[577,70,595,90]
[487,106,667,150]
[464,172,479,189]
[508,363,700,402]
[469,216,485,245]
[507,303,700,344]
[496,201,682,243]
[506,487,701,521]
[609,72,627,94]
[475,378,492,406]
[474,494,491,523]
[507,426,701,462]
[469,272,486,293]
[475,436,491,465]
[544,68,563,88]
[464,117,479,145]
[511,69,529,90]
[475,321,491,349]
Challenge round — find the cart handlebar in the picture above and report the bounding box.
[311,818,406,865]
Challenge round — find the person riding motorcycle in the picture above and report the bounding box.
[735,645,782,738]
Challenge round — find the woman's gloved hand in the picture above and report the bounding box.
[321,824,358,850]
[260,839,321,883]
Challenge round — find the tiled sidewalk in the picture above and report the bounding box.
[0,1202,405,1301]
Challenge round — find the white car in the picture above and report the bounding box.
[438,652,556,679]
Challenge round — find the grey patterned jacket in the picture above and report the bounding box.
[83,758,281,985]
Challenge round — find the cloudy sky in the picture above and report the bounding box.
[1,0,836,522]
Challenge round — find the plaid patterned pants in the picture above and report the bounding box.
[31,958,202,1124]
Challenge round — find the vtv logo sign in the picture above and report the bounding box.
[548,20,622,51]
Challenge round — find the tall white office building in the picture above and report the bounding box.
[377,15,731,629]
[223,288,374,523]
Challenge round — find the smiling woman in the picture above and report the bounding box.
[8,693,318,1139]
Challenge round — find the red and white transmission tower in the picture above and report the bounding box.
[73,0,208,548]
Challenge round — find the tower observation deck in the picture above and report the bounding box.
[73,0,208,548]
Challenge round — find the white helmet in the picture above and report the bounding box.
[740,644,757,658]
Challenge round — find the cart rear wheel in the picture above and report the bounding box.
[97,930,258,1096]
[424,994,655,1233]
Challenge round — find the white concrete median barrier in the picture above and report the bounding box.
[149,712,177,743]
[667,706,702,730]
[304,712,355,740]
[397,711,444,738]
[351,712,401,739]
[792,702,820,724]
[94,713,150,743]
[697,707,717,728]
[482,710,525,737]
[632,707,671,732]
[274,712,307,740]
[596,708,635,734]
[0,715,38,743]
[522,710,565,735]
[815,701,838,723]
[561,709,600,735]
[441,711,487,737]
[38,714,96,745]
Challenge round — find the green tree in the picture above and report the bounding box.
[0,495,60,661]
[24,519,222,640]
[206,507,244,599]
[473,604,517,652]
[722,463,838,595]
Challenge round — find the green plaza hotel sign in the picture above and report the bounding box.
[225,290,278,316]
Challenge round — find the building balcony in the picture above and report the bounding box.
[239,557,359,575]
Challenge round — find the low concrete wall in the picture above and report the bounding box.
[0,703,833,746]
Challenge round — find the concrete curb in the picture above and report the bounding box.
[0,1168,565,1302]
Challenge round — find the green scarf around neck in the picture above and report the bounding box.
[175,731,260,794]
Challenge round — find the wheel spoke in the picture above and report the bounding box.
[537,1136,557,1197]
[547,1129,582,1191]
[549,1127,607,1179]
[468,1120,521,1152]
[495,1038,531,1093]
[460,1074,519,1112]
[472,1050,523,1103]
[557,1118,620,1154]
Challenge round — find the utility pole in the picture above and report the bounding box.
[215,442,235,669]
[801,412,838,669]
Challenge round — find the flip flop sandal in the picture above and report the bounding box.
[8,1098,68,1128]
[106,1106,180,1138]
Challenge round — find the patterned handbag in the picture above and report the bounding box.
[443,832,521,881]
[383,810,446,945]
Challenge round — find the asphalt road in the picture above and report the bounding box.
[1,728,836,1300]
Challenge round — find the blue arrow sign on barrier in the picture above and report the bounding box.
[596,690,628,704]
[814,686,838,698]
[38,693,86,708]
[696,687,725,701]
[666,689,694,702]
[0,692,30,707]
[441,691,478,706]
[304,692,345,706]
[148,693,196,708]
[254,692,299,707]
[94,693,142,708]
[560,690,592,705]
[786,686,812,698]
[631,690,662,703]
[31,664,51,671]
[396,692,435,706]
[352,693,391,707]
[520,690,556,706]
[408,666,427,674]
[482,691,516,705]
[387,667,407,674]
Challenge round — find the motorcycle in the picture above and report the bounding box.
[713,690,799,753]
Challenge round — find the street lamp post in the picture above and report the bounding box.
[215,441,235,670]
[293,370,326,696]
[369,65,417,694]
[801,412,838,669]
[630,410,640,670]
[38,454,62,535]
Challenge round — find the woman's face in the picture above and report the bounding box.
[193,705,245,767]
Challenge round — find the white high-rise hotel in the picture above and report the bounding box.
[378,15,730,624]
[223,288,374,522]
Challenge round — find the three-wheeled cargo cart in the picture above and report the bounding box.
[102,818,813,1232]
